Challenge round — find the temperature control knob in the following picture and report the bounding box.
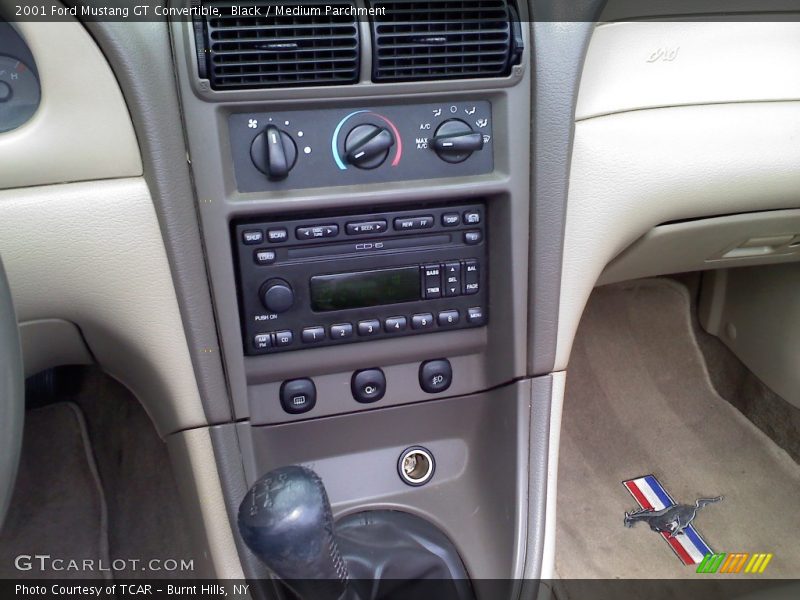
[251,125,298,181]
[344,124,395,169]
[260,279,294,314]
[431,119,484,163]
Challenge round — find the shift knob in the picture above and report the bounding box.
[238,466,349,600]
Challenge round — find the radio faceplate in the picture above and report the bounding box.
[234,203,488,355]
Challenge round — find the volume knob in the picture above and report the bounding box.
[260,279,294,314]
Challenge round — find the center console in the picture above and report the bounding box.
[170,0,534,593]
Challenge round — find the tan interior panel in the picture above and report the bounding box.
[599,209,800,285]
[577,21,800,120]
[18,319,93,377]
[557,101,800,371]
[0,179,206,435]
[0,15,142,189]
[699,265,800,409]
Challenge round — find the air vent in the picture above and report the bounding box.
[366,0,523,82]
[195,1,360,90]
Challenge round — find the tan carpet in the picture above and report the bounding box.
[0,402,109,579]
[555,279,800,580]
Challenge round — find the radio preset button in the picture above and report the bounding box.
[243,230,264,245]
[467,307,486,325]
[346,220,388,235]
[268,228,289,243]
[358,320,381,337]
[385,316,408,333]
[463,211,482,225]
[394,216,434,231]
[254,249,276,265]
[464,260,480,295]
[302,327,326,344]
[253,334,272,350]
[296,224,339,240]
[438,310,461,327]
[464,230,483,245]
[423,265,442,299]
[331,323,354,339]
[412,313,434,330]
[275,331,294,347]
[351,368,387,404]
[444,262,462,297]
[442,213,460,227]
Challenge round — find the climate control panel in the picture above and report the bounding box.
[229,102,494,193]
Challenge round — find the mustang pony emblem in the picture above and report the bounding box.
[623,475,720,565]
[625,496,723,537]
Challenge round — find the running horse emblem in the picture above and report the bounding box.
[624,496,723,537]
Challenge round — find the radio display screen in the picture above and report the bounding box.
[310,266,421,312]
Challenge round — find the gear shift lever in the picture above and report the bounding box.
[238,466,349,600]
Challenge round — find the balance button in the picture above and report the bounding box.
[444,262,462,297]
[275,330,294,347]
[243,230,264,245]
[267,228,289,243]
[346,220,388,235]
[467,307,486,325]
[423,264,442,299]
[358,319,381,337]
[384,316,408,333]
[412,313,434,330]
[302,327,326,344]
[330,323,354,340]
[442,213,461,227]
[351,368,387,404]
[419,359,453,394]
[254,249,276,265]
[280,378,316,415]
[438,310,461,327]
[464,230,483,245]
[463,210,482,225]
[464,259,480,295]
[253,334,272,351]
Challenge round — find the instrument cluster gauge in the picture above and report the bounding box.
[0,55,41,133]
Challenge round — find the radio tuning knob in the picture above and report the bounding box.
[251,125,298,181]
[260,279,294,314]
[431,119,484,164]
[344,124,395,169]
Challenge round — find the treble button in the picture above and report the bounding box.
[422,264,442,299]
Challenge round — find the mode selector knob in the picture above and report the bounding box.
[431,119,484,164]
[260,279,294,314]
[344,124,395,169]
[251,125,298,181]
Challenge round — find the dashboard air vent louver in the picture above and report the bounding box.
[366,0,523,82]
[195,1,360,90]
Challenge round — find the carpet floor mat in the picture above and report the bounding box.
[555,279,800,581]
[0,402,109,579]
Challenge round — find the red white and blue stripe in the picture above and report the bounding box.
[623,474,713,566]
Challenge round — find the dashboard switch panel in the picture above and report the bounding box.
[235,203,488,356]
[229,102,493,193]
